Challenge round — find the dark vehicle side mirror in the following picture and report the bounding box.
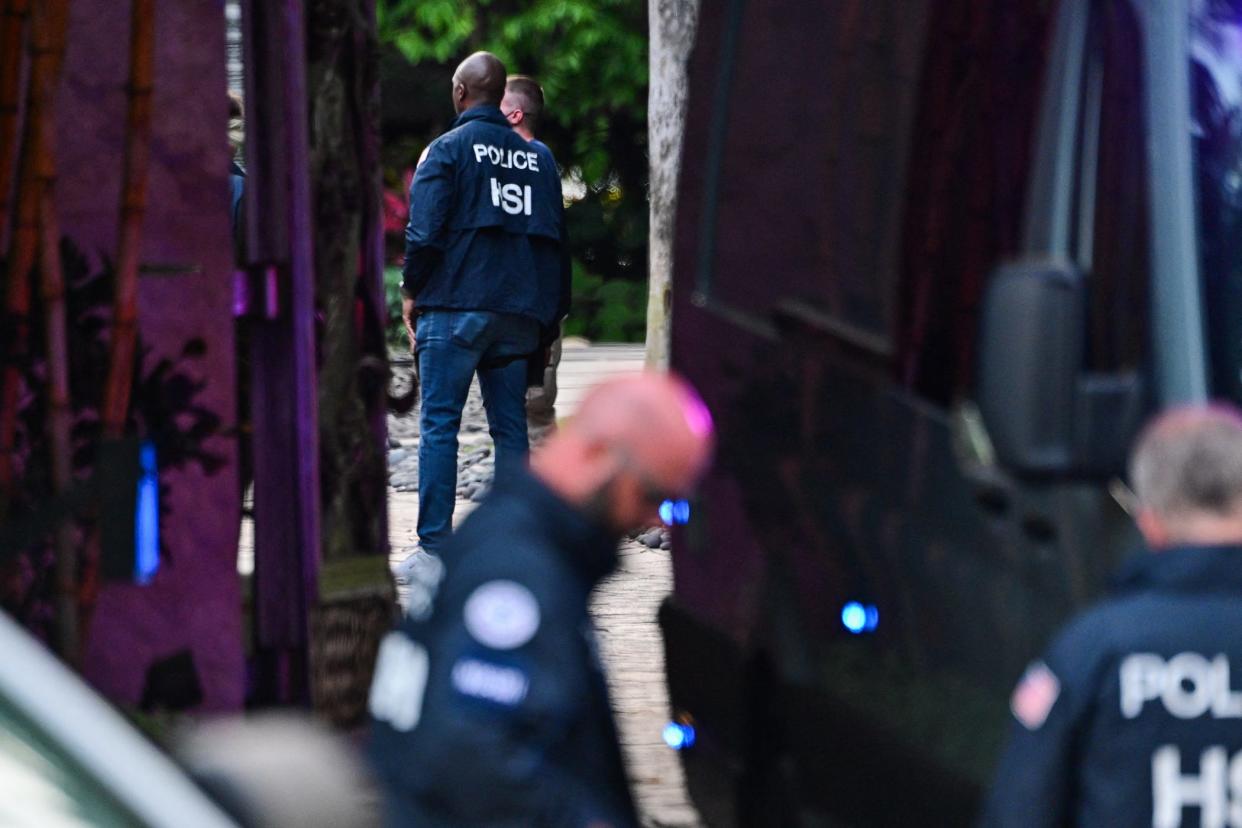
[976,261,1144,480]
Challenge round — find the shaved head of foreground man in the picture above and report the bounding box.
[533,373,714,532]
[369,374,714,827]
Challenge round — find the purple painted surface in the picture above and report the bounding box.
[242,0,321,704]
[55,1,243,710]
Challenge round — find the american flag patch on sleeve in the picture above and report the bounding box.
[1011,661,1061,730]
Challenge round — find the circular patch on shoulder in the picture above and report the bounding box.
[463,580,541,650]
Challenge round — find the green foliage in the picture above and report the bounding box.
[379,1,478,64]
[378,0,647,176]
[563,260,646,343]
[377,0,649,342]
[384,266,409,348]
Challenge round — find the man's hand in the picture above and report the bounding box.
[402,296,416,354]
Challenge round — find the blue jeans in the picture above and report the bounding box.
[415,310,539,551]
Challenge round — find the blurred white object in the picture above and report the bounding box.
[177,713,380,828]
[0,611,237,827]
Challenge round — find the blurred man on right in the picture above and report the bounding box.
[982,405,1242,827]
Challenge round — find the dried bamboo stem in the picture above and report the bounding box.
[35,0,74,662]
[0,0,59,493]
[0,0,31,246]
[101,0,154,440]
[40,187,76,660]
[36,204,67,461]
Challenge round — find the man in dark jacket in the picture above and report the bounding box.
[500,73,569,423]
[400,51,567,557]
[982,405,1242,827]
[368,374,715,826]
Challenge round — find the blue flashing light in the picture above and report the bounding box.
[842,601,880,635]
[659,499,692,526]
[663,721,697,751]
[135,440,159,585]
[841,602,866,634]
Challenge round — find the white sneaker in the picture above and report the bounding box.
[393,546,438,583]
[392,547,446,621]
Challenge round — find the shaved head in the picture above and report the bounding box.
[532,373,715,534]
[452,51,507,112]
[574,374,714,487]
[502,75,544,135]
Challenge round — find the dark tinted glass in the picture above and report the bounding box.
[1190,0,1242,403]
[1084,0,1149,373]
[896,1,1052,404]
[707,1,932,346]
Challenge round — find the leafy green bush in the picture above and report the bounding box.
[384,266,408,349]
[563,260,645,342]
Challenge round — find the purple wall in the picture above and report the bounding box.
[55,2,242,709]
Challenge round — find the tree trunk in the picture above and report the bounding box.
[645,0,699,370]
[305,0,393,728]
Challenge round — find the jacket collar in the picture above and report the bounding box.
[496,464,620,587]
[1113,544,1242,595]
[451,104,510,130]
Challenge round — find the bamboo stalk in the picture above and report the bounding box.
[100,0,154,440]
[0,0,57,494]
[0,0,31,247]
[41,188,77,660]
[35,0,75,662]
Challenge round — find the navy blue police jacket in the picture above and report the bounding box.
[402,105,568,330]
[981,545,1242,827]
[367,464,639,827]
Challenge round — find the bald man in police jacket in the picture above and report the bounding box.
[400,51,567,559]
[369,374,715,826]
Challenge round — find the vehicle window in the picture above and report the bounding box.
[0,703,136,827]
[1082,0,1150,372]
[705,0,931,346]
[895,0,1053,404]
[1190,0,1242,403]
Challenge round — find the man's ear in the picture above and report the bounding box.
[506,108,523,126]
[1136,508,1171,550]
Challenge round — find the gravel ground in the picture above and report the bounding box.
[387,360,703,827]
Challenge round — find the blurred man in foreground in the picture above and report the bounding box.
[369,373,714,826]
[982,405,1242,827]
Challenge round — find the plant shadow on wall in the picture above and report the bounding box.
[377,0,649,343]
[0,239,225,644]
